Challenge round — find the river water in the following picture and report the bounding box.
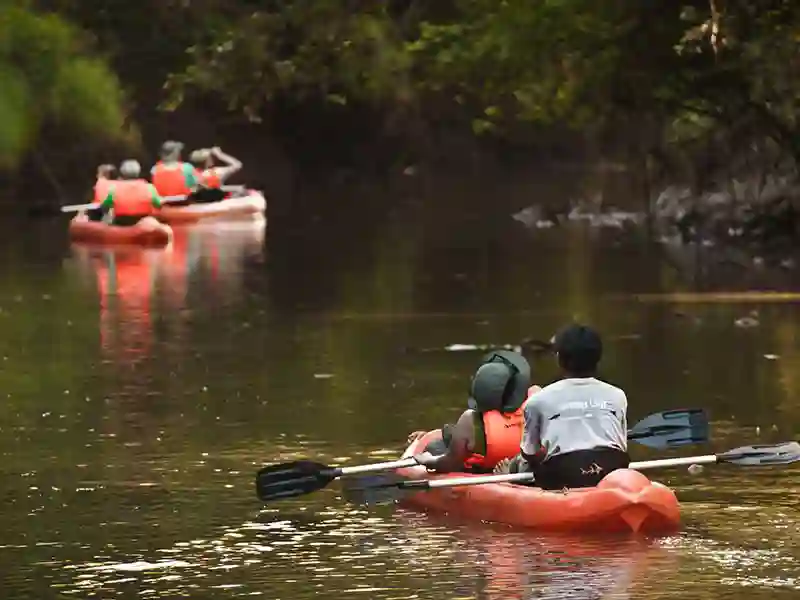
[1,188,799,599]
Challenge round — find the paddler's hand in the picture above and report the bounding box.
[407,430,427,444]
[413,451,437,469]
[493,458,513,474]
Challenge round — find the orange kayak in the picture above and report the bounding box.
[157,190,267,225]
[69,214,172,248]
[396,430,681,534]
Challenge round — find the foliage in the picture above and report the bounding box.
[0,1,132,169]
[6,1,800,172]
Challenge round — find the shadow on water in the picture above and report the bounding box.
[1,173,800,598]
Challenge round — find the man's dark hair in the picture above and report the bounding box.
[552,324,602,376]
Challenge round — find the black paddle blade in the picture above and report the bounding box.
[340,473,408,506]
[717,442,800,466]
[628,408,709,449]
[255,460,339,502]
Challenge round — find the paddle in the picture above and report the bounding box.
[375,441,800,492]
[62,195,186,213]
[61,185,247,213]
[255,408,709,502]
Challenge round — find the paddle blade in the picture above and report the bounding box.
[255,460,338,502]
[717,442,800,466]
[628,408,709,449]
[340,473,408,506]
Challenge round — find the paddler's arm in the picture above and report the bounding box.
[149,184,163,209]
[210,146,242,182]
[414,409,478,473]
[520,400,543,464]
[100,189,114,211]
[98,189,115,224]
[183,162,208,190]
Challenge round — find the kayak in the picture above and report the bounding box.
[69,214,172,248]
[156,190,266,225]
[396,430,681,534]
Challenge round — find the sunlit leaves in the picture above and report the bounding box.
[0,2,132,169]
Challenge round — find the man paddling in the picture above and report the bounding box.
[189,146,242,188]
[87,164,117,221]
[498,324,630,490]
[151,140,201,197]
[410,350,541,474]
[100,160,164,226]
[184,146,240,204]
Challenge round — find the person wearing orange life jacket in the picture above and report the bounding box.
[189,146,242,188]
[87,164,117,222]
[150,140,201,197]
[100,160,163,226]
[411,350,541,474]
[188,146,243,203]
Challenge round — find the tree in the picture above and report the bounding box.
[0,1,133,169]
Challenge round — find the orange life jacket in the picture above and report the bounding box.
[463,407,525,470]
[111,180,156,217]
[151,161,193,196]
[94,178,113,203]
[202,168,222,189]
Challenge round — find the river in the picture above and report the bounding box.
[1,184,799,599]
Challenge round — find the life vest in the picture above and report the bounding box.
[151,161,194,196]
[463,407,525,470]
[94,178,113,203]
[201,168,222,189]
[111,180,156,216]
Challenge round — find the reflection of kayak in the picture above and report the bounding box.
[77,246,165,364]
[395,513,675,600]
[69,213,172,247]
[157,190,267,224]
[397,430,681,534]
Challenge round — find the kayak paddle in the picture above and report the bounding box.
[368,441,800,492]
[256,457,419,502]
[255,408,709,502]
[61,194,187,213]
[626,408,708,449]
[61,185,245,213]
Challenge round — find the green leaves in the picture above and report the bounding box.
[0,2,132,169]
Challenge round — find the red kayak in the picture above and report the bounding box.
[396,430,681,534]
[69,214,172,248]
[156,190,266,224]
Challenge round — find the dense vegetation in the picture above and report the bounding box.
[6,1,800,186]
[0,1,132,169]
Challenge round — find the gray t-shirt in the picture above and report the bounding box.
[521,377,628,460]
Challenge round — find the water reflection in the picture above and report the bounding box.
[55,505,679,599]
[69,218,267,368]
[5,199,800,600]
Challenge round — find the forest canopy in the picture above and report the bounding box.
[7,0,800,173]
[1,1,132,169]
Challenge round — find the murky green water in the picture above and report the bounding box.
[1,200,799,599]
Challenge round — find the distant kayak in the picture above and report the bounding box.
[156,190,266,225]
[396,430,681,534]
[69,214,172,248]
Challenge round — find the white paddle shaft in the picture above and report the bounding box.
[339,457,418,475]
[62,194,186,213]
[412,454,721,490]
[630,454,718,470]
[61,185,246,213]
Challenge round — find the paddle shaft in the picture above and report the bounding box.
[61,185,245,213]
[399,454,722,490]
[62,195,185,213]
[337,418,699,479]
[339,457,418,476]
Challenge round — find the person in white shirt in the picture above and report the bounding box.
[507,324,630,489]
